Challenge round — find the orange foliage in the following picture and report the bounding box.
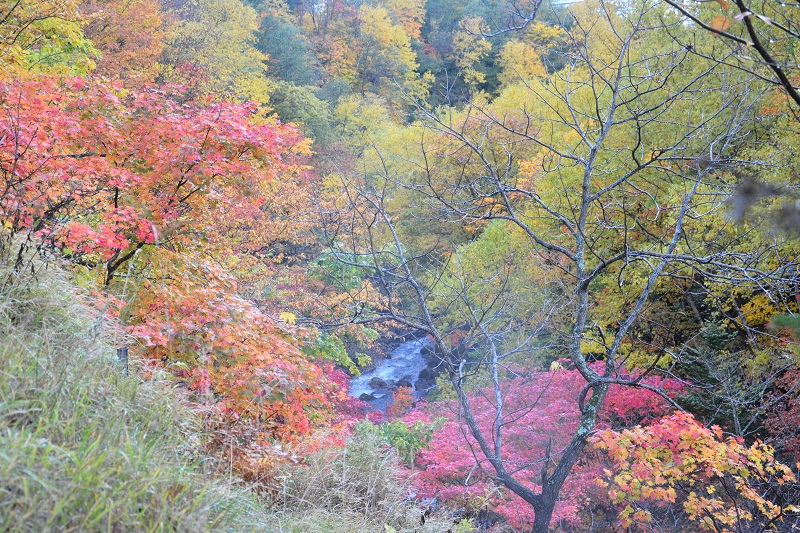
[594,412,796,532]
[80,0,172,85]
[387,386,415,419]
[0,76,328,441]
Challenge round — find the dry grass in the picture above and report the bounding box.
[265,429,471,532]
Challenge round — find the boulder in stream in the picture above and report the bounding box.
[368,377,388,389]
[419,366,439,381]
[420,343,437,357]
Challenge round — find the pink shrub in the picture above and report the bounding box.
[412,365,682,530]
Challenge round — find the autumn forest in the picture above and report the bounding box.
[2,0,800,531]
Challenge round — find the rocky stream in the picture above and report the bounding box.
[348,337,439,411]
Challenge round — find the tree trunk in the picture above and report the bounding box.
[531,495,556,533]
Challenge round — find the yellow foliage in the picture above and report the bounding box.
[380,0,425,39]
[259,0,296,20]
[741,294,784,327]
[451,17,491,87]
[333,95,394,138]
[498,40,546,87]
[358,6,429,101]
[522,21,568,49]
[279,311,297,325]
[580,338,606,355]
[595,412,796,532]
[164,0,271,104]
[621,343,673,370]
[0,0,98,77]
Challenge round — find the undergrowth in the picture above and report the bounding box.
[267,428,468,533]
[0,260,270,532]
[0,257,469,532]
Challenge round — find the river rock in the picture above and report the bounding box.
[420,344,437,357]
[368,377,388,389]
[416,366,441,392]
[398,376,414,388]
[418,366,439,381]
[358,393,376,401]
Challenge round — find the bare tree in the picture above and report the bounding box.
[326,0,799,530]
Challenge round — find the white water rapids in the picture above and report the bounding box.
[348,338,431,400]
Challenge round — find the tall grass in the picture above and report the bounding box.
[265,429,470,533]
[0,261,271,532]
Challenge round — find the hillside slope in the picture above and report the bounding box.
[0,258,465,532]
[0,261,275,532]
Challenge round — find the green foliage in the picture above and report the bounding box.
[311,250,374,291]
[674,323,798,440]
[162,0,270,103]
[419,0,521,99]
[5,0,800,529]
[357,5,431,102]
[385,520,475,533]
[355,418,442,467]
[452,519,477,533]
[269,80,335,145]
[771,313,800,346]
[317,78,353,106]
[304,331,370,374]
[675,327,741,424]
[0,257,454,532]
[23,17,98,75]
[256,14,321,86]
[0,0,99,76]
